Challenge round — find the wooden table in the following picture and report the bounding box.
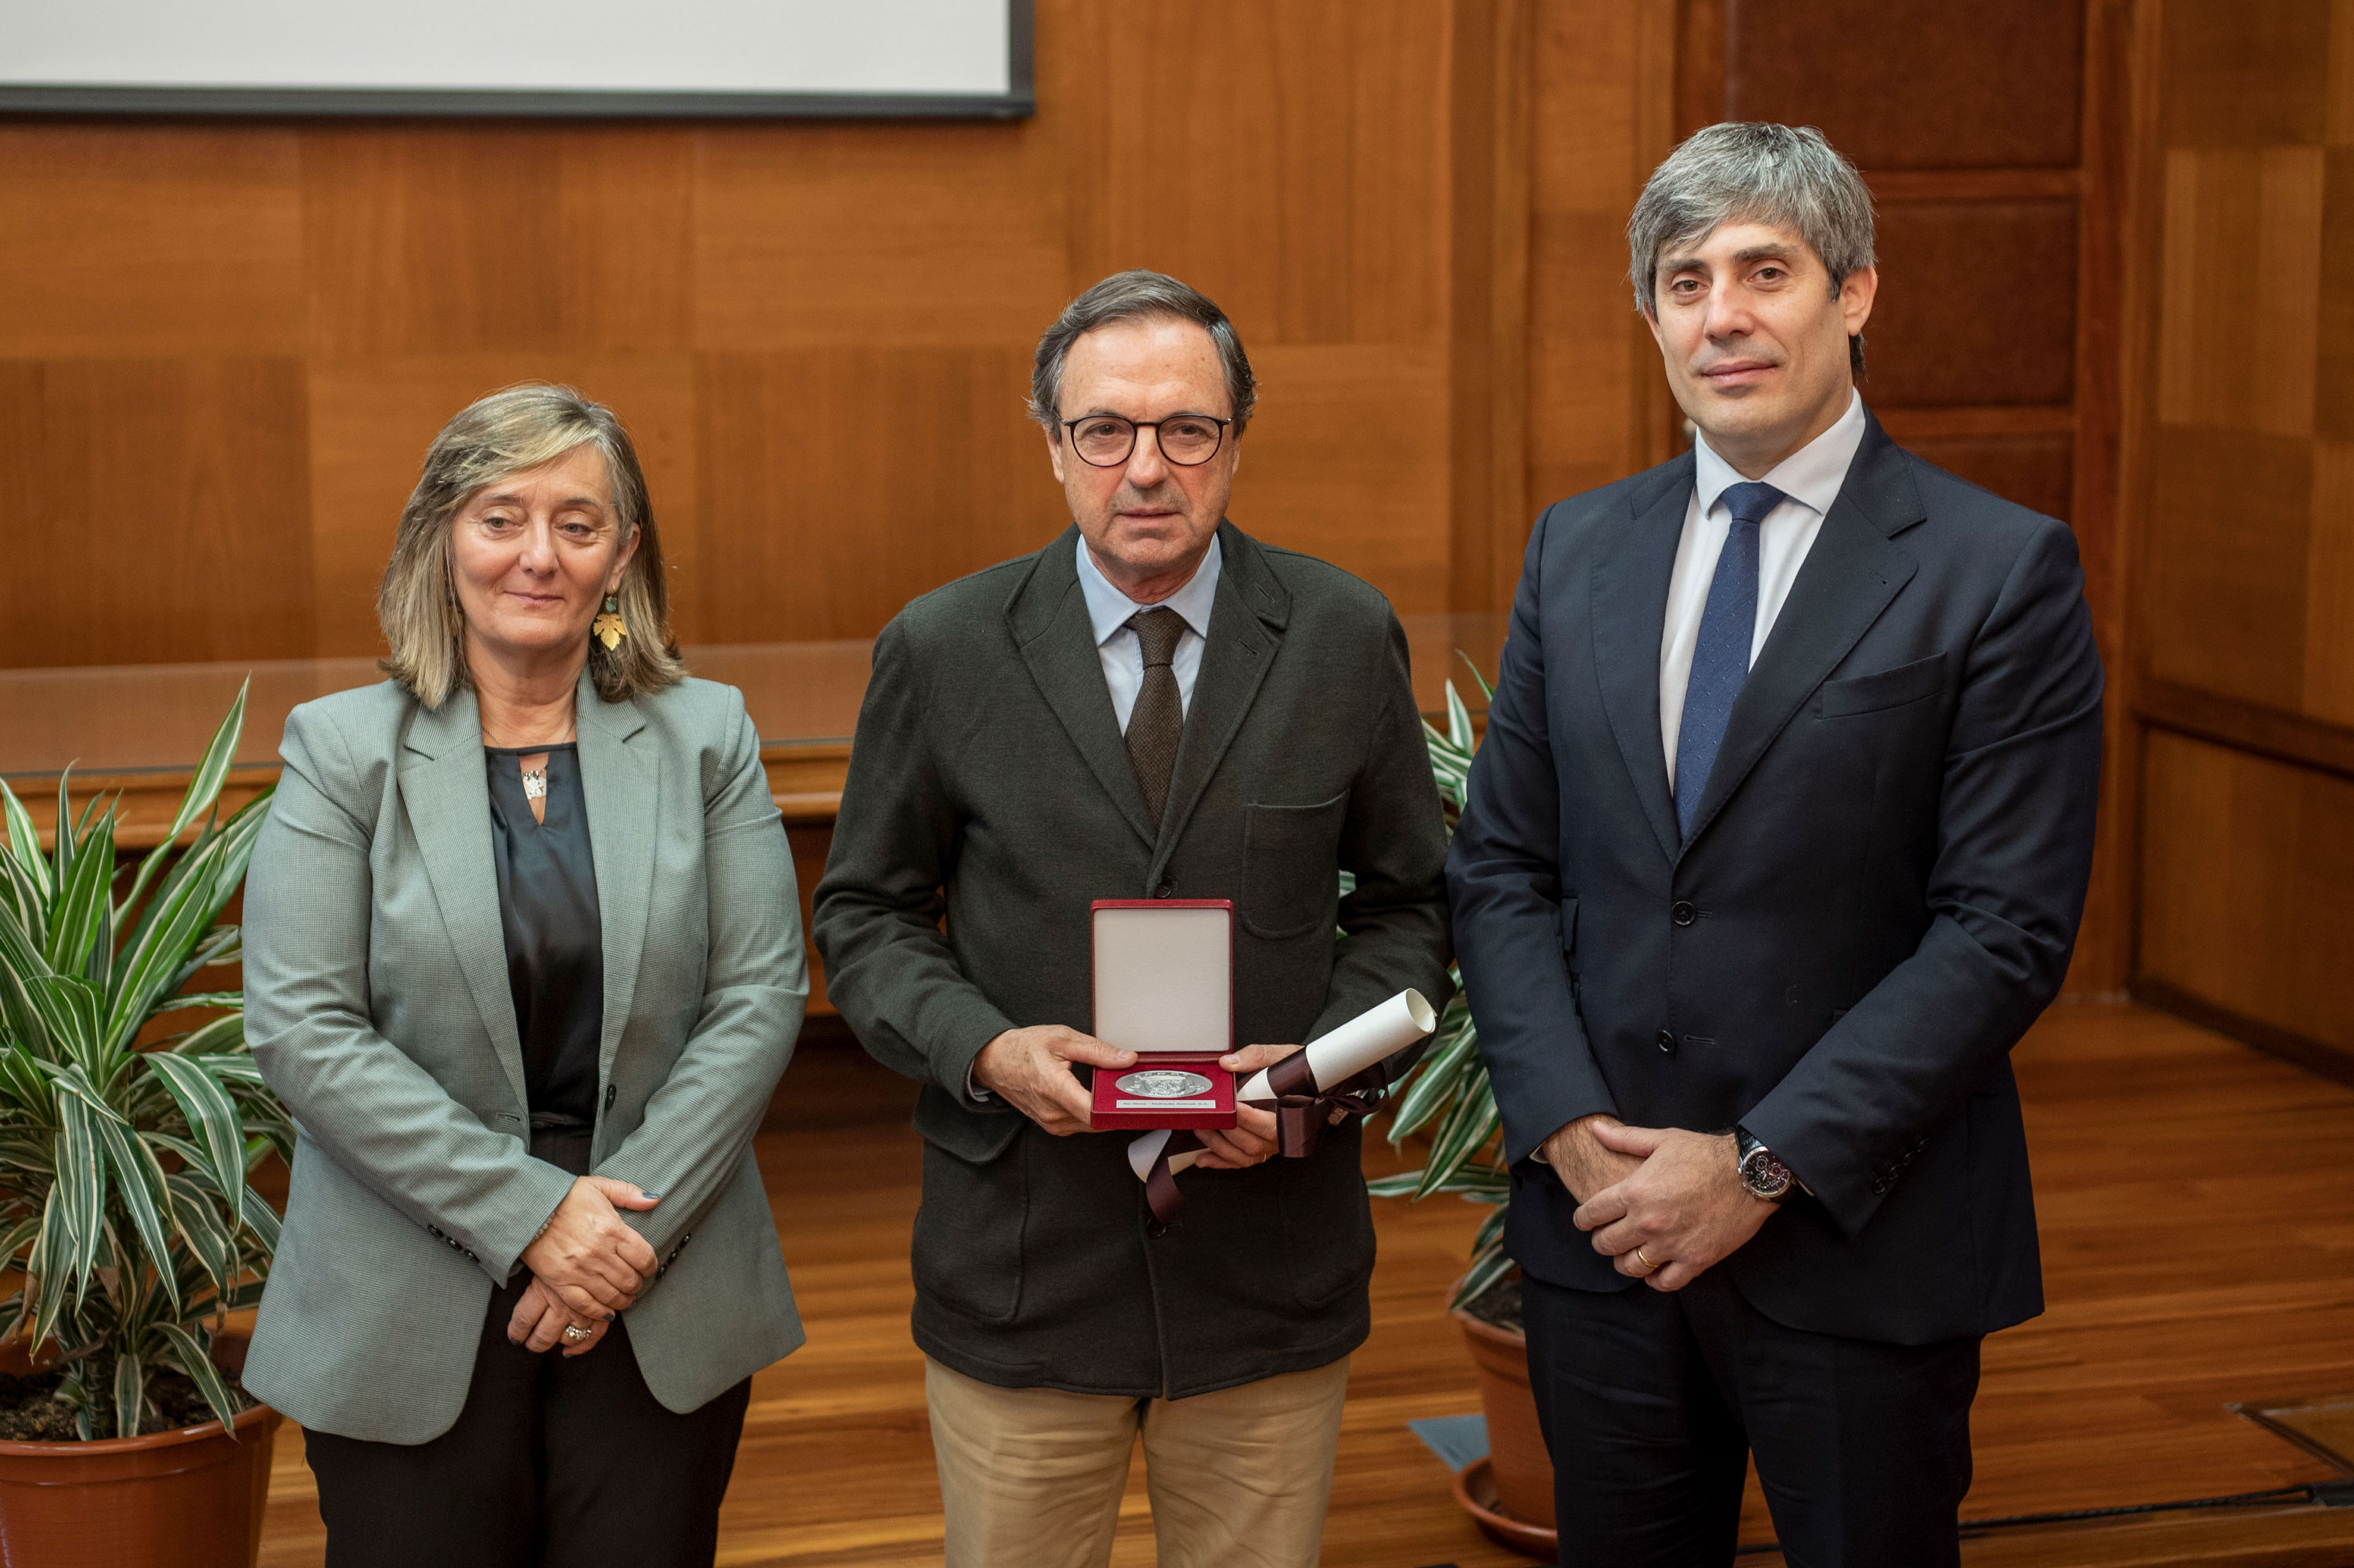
[0,615,1502,1016]
[0,616,1502,841]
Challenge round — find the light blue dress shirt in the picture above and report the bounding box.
[1075,533,1222,733]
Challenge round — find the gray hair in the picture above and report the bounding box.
[377,383,685,709]
[1028,270,1257,439]
[1628,122,1876,374]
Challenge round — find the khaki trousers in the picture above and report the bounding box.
[924,1355,1351,1568]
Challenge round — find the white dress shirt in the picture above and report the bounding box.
[1658,391,1868,786]
[1076,533,1222,731]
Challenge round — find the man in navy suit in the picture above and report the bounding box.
[1447,123,2103,1566]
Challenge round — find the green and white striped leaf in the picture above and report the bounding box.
[156,1322,240,1434]
[35,1058,127,1126]
[1415,1061,1499,1199]
[168,1012,244,1057]
[54,1096,107,1293]
[1448,1238,1515,1312]
[0,779,51,900]
[150,991,242,1019]
[112,1347,145,1439]
[1455,648,1495,703]
[1445,679,1476,755]
[111,681,250,939]
[1385,1023,1479,1141]
[28,1182,76,1349]
[51,774,75,900]
[44,801,115,979]
[167,680,248,847]
[94,1120,179,1315]
[238,1183,279,1255]
[143,1051,246,1206]
[164,1172,235,1300]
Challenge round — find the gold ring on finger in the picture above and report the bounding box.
[1634,1247,1662,1274]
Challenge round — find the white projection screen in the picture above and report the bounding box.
[0,0,1031,118]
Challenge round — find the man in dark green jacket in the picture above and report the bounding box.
[813,270,1451,1568]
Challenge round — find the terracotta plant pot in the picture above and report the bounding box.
[0,1333,279,1568]
[1450,1295,1558,1556]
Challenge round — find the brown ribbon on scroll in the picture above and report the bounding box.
[1252,1051,1388,1161]
[1139,1054,1390,1229]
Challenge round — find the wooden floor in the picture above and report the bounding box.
[255,1003,2354,1566]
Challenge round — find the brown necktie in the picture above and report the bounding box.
[1125,608,1187,828]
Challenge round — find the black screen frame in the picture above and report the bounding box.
[0,0,1033,119]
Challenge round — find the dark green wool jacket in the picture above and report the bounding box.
[813,520,1452,1397]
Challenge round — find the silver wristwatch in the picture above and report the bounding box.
[1734,1124,1794,1203]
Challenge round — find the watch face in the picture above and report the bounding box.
[1741,1148,1793,1199]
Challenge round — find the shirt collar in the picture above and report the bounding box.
[1692,389,1867,522]
[1075,532,1223,647]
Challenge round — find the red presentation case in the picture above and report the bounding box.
[1087,899,1238,1130]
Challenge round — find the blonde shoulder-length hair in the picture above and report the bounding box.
[377,384,686,709]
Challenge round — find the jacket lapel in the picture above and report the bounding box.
[1679,416,1924,850]
[1010,527,1159,848]
[574,671,654,1087]
[1591,457,1693,865]
[1151,521,1286,880]
[398,688,531,1111]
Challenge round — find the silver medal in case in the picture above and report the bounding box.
[1113,1069,1213,1100]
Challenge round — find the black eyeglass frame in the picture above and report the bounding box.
[1058,413,1234,468]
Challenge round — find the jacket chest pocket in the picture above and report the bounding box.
[1241,793,1350,940]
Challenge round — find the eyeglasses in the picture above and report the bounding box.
[1060,413,1232,468]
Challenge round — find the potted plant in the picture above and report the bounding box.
[1368,666,1557,1554]
[0,685,291,1567]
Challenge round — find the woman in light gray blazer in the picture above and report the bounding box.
[242,385,807,1568]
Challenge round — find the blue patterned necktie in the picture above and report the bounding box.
[1674,481,1786,838]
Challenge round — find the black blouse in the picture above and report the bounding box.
[484,744,604,1132]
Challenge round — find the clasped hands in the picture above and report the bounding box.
[1547,1114,1776,1292]
[505,1175,661,1356]
[973,1024,1322,1169]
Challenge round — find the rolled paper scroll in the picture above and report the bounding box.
[1236,989,1437,1103]
[1129,989,1439,1225]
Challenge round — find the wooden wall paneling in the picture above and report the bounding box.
[305,352,700,657]
[2154,147,2324,438]
[690,121,1065,351]
[2066,0,2141,994]
[0,127,305,360]
[302,128,696,358]
[1446,0,1532,616]
[2122,0,2354,1066]
[1863,199,2081,409]
[2138,729,2354,1079]
[690,347,1048,644]
[1898,433,2078,524]
[1231,345,1453,609]
[2143,428,2313,708]
[1722,0,2085,170]
[1069,1,1451,350]
[2160,0,2331,147]
[2304,441,2354,724]
[1523,2,1666,518]
[0,358,314,668]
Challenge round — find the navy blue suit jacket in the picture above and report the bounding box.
[1447,413,2103,1345]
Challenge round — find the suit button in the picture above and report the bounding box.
[1154,883,1174,899]
[1656,1029,1677,1054]
[1671,901,1697,927]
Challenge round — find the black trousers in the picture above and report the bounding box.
[1522,1268,1980,1568]
[305,1271,752,1568]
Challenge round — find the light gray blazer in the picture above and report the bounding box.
[241,672,807,1444]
